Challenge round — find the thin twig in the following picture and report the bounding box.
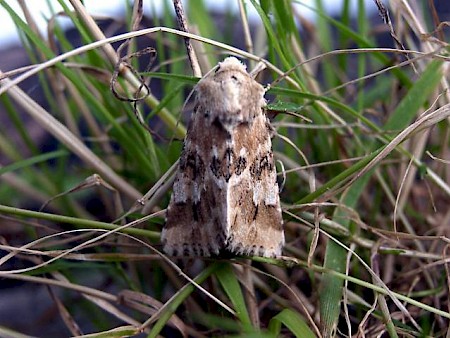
[237,0,254,66]
[173,0,202,77]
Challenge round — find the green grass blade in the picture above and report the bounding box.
[320,174,370,337]
[147,263,219,338]
[248,0,295,76]
[0,204,160,240]
[268,308,316,338]
[0,150,68,176]
[74,325,139,338]
[215,262,253,331]
[142,72,199,85]
[383,60,443,132]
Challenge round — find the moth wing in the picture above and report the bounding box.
[226,116,284,257]
[163,57,284,258]
[162,184,226,256]
[162,113,227,257]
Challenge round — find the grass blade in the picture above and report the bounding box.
[215,262,253,331]
[268,308,316,338]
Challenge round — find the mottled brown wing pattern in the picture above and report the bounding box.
[161,107,228,256]
[162,57,284,258]
[226,116,284,257]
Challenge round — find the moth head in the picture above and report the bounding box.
[195,56,266,114]
[216,57,247,73]
[212,58,250,89]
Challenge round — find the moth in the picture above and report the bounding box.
[162,57,284,258]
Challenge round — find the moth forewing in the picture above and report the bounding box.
[162,57,284,257]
